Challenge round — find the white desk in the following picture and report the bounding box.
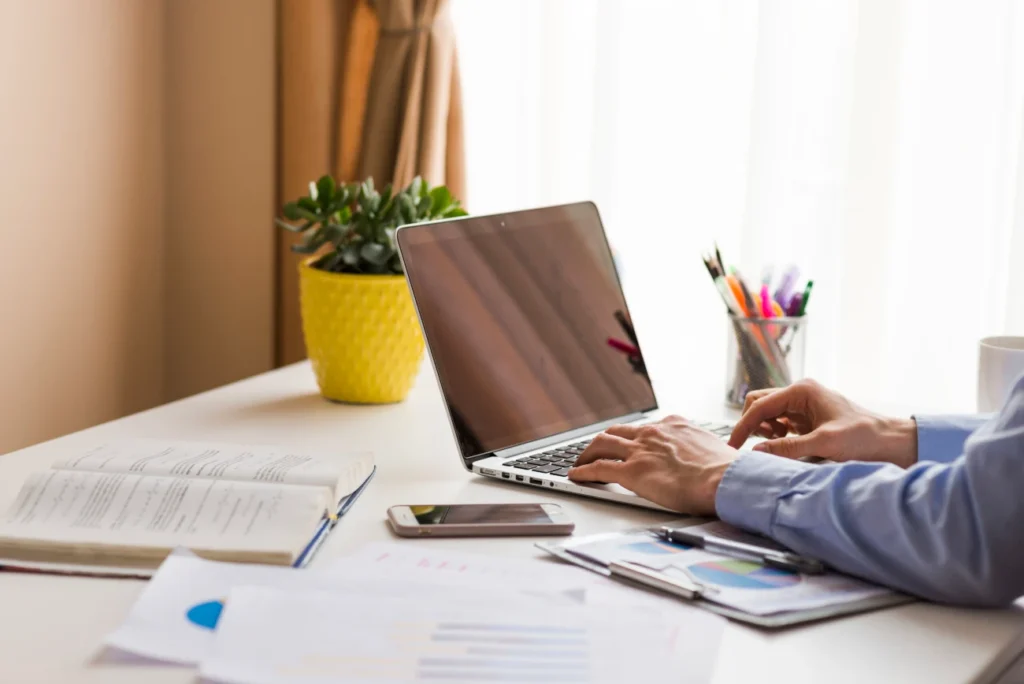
[1,362,1022,683]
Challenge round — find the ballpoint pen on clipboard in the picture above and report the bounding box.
[658,526,826,575]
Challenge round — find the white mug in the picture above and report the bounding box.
[977,336,1024,412]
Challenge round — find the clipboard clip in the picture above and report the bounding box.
[608,560,712,600]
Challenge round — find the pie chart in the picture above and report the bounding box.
[186,599,224,630]
[687,559,800,590]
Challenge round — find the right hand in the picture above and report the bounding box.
[727,379,918,468]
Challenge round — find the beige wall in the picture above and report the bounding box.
[0,0,166,452]
[0,0,276,453]
[164,0,276,400]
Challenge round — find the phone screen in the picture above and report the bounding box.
[410,504,553,525]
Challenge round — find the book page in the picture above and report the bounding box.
[0,470,330,560]
[50,439,373,503]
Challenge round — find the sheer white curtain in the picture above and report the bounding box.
[451,0,1024,413]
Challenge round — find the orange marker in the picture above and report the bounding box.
[725,275,749,317]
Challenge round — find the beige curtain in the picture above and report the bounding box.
[277,0,465,365]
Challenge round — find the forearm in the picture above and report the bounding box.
[715,448,1024,606]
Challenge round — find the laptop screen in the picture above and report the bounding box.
[398,202,657,461]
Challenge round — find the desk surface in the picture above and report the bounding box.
[1,362,1022,683]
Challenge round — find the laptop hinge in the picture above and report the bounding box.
[466,411,651,464]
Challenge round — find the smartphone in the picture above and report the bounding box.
[387,503,574,537]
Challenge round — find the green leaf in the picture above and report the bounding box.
[397,194,416,224]
[378,184,394,217]
[428,186,453,216]
[316,175,336,204]
[318,251,346,272]
[319,223,349,247]
[293,226,332,254]
[340,244,361,268]
[336,185,351,207]
[308,181,318,201]
[360,242,390,266]
[275,218,312,233]
[408,176,424,199]
[282,202,302,220]
[294,207,320,222]
[338,205,352,224]
[441,205,468,218]
[298,197,319,213]
[291,233,324,253]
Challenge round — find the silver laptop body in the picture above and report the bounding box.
[396,202,732,511]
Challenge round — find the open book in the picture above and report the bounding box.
[0,440,374,571]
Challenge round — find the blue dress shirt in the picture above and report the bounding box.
[715,374,1024,606]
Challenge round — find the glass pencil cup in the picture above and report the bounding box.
[725,314,807,408]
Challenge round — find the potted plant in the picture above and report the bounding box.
[276,175,467,403]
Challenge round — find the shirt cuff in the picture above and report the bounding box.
[714,451,816,537]
[913,415,988,464]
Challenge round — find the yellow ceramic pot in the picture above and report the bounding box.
[299,258,424,403]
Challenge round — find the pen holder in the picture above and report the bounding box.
[725,314,807,408]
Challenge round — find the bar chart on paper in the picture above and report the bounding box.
[201,586,706,684]
[279,621,592,682]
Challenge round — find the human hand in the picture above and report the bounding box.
[568,416,739,515]
[728,379,918,467]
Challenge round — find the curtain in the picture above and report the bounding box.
[450,0,1024,414]
[277,0,465,365]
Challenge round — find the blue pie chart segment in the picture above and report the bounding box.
[186,600,224,630]
[688,560,800,590]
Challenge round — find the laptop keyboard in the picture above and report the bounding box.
[501,421,734,478]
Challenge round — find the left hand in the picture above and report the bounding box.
[568,415,740,515]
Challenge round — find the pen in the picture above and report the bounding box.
[774,265,799,308]
[759,284,774,318]
[798,280,814,316]
[734,272,759,319]
[786,292,803,317]
[608,560,707,600]
[659,527,825,575]
[714,277,743,315]
[725,275,749,317]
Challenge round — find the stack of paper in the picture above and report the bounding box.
[105,547,727,683]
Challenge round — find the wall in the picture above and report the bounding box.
[0,0,277,453]
[164,0,276,400]
[0,0,166,452]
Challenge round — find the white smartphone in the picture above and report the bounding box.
[387,503,575,537]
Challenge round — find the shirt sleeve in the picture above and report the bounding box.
[913,414,991,463]
[715,376,1024,607]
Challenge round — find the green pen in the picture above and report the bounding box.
[797,280,814,316]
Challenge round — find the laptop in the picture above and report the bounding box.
[395,202,733,511]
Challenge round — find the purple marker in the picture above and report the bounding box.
[774,266,800,309]
[786,292,803,317]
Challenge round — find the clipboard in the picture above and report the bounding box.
[536,525,912,628]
